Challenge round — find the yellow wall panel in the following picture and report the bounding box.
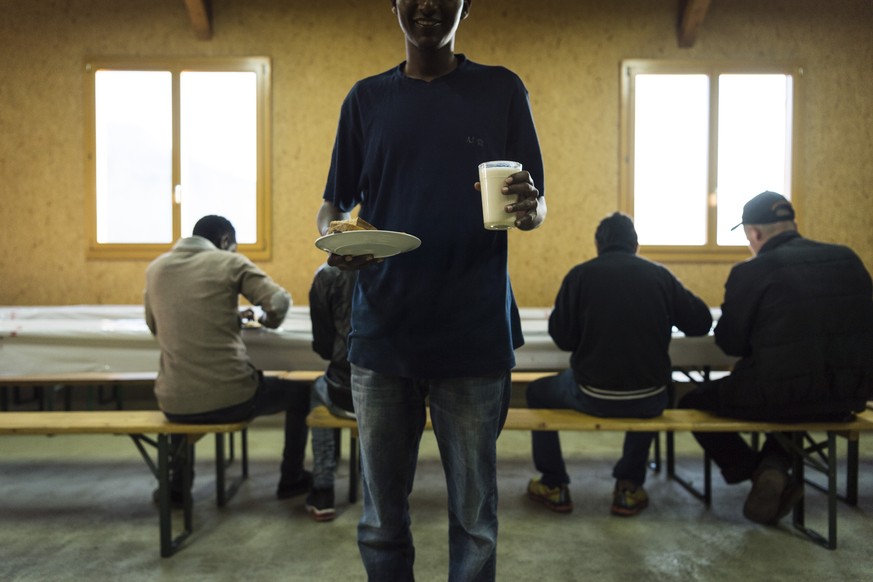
[1,0,871,309]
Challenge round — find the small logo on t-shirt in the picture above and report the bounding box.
[465,136,485,148]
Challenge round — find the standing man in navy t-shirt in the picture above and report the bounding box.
[316,1,545,580]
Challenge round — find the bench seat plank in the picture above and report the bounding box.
[0,411,246,435]
[274,370,324,382]
[307,405,873,434]
[502,408,873,433]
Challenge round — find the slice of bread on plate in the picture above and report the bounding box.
[328,216,377,234]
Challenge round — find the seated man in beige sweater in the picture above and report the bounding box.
[145,215,310,503]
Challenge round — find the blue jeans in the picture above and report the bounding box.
[351,364,511,582]
[310,375,355,490]
[527,369,667,488]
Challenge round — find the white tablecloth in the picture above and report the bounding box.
[0,305,736,377]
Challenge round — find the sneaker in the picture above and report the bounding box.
[305,488,336,522]
[526,477,573,513]
[743,468,793,525]
[611,480,649,517]
[277,470,312,500]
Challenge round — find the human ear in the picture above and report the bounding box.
[752,227,764,243]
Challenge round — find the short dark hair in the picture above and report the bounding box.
[192,215,236,249]
[595,212,638,253]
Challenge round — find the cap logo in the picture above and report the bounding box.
[772,201,793,218]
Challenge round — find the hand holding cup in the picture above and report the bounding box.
[477,161,541,230]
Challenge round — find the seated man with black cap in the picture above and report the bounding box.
[679,191,873,526]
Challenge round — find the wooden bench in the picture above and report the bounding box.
[0,410,249,557]
[273,370,324,382]
[307,405,873,550]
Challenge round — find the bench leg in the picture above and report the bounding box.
[845,436,859,506]
[158,434,194,557]
[157,434,173,556]
[181,439,195,536]
[791,432,805,532]
[215,433,227,506]
[795,431,859,507]
[704,451,712,504]
[666,432,675,477]
[827,432,838,549]
[130,433,194,557]
[215,429,249,507]
[666,432,711,505]
[783,431,838,550]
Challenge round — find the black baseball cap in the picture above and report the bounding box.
[731,191,796,231]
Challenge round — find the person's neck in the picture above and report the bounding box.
[756,226,798,255]
[403,45,458,82]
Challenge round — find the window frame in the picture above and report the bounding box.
[619,59,804,263]
[84,56,272,260]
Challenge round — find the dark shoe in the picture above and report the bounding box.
[611,480,649,517]
[527,477,573,513]
[305,488,336,522]
[277,470,312,499]
[743,468,788,525]
[152,486,186,508]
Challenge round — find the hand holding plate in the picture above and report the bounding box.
[327,252,381,271]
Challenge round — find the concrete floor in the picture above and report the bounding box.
[2,414,872,581]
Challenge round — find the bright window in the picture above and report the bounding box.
[620,61,801,261]
[85,58,272,259]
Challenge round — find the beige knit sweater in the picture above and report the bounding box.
[145,236,291,414]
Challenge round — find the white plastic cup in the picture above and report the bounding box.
[478,160,522,230]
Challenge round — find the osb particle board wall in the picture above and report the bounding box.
[1,0,871,308]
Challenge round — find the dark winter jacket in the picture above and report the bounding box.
[714,231,873,419]
[309,264,355,411]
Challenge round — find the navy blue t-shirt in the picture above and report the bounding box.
[322,55,545,378]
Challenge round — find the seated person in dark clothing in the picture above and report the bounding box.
[305,263,356,522]
[679,191,873,525]
[144,215,311,503]
[527,212,712,516]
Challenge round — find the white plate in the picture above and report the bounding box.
[315,230,422,259]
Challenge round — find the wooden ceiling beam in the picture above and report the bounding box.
[183,0,212,41]
[678,0,710,48]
